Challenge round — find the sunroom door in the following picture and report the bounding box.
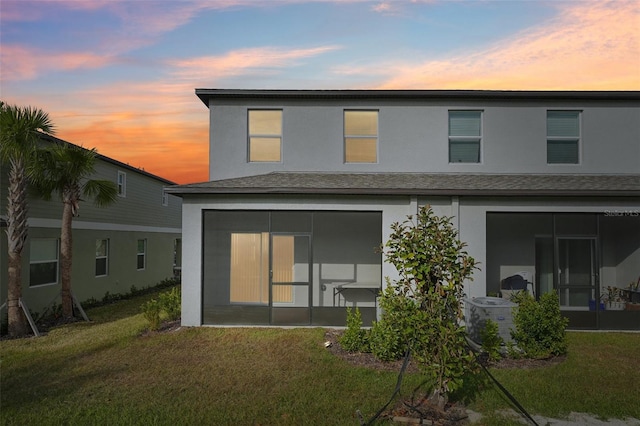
[556,237,599,327]
[270,234,311,325]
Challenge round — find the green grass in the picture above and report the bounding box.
[471,332,640,425]
[2,291,639,425]
[1,290,422,425]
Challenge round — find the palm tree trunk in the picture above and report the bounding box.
[6,157,29,336]
[60,195,74,319]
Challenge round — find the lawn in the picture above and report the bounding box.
[2,288,639,425]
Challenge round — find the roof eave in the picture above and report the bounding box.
[194,88,640,108]
[164,187,640,197]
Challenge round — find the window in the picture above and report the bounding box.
[137,239,147,270]
[449,110,481,163]
[248,109,282,162]
[95,239,109,277]
[29,238,58,287]
[117,171,126,197]
[162,190,169,206]
[547,111,580,164]
[344,110,378,163]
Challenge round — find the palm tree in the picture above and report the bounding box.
[0,102,55,337]
[33,141,118,318]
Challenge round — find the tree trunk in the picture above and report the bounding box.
[6,157,29,337]
[428,388,448,411]
[60,194,74,319]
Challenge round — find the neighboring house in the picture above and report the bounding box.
[166,89,640,330]
[1,135,182,317]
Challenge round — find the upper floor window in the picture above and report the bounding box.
[96,239,109,277]
[117,171,127,197]
[162,190,169,206]
[137,239,147,270]
[248,109,282,162]
[547,111,580,164]
[344,110,378,163]
[29,238,58,287]
[449,110,482,163]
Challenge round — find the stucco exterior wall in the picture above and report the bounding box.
[208,99,639,180]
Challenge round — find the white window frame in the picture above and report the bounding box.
[247,109,283,162]
[547,110,581,165]
[29,238,59,287]
[344,110,379,163]
[137,239,147,271]
[448,110,482,164]
[96,239,109,277]
[117,171,127,197]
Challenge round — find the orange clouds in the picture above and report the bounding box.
[0,46,113,81]
[373,1,640,90]
[169,46,342,80]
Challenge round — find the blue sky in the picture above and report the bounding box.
[1,0,638,184]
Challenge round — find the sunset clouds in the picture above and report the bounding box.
[373,1,639,90]
[169,46,341,80]
[1,0,638,184]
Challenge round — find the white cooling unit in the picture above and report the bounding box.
[464,297,517,344]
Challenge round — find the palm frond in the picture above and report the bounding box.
[83,179,118,207]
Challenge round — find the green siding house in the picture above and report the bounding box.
[1,135,182,319]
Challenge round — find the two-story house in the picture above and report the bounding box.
[167,89,640,330]
[1,135,182,319]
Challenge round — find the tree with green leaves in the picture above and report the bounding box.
[0,101,55,337]
[380,205,479,409]
[32,142,118,319]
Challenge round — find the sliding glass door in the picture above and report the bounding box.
[556,237,598,310]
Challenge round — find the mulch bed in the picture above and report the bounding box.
[323,329,566,425]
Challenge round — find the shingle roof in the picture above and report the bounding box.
[166,172,640,197]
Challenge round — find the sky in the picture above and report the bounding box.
[1,0,639,185]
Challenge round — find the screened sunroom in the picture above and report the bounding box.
[201,210,382,326]
[486,212,640,330]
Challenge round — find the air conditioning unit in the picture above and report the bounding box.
[464,297,517,344]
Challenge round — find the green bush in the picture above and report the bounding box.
[480,319,503,362]
[142,299,162,331]
[368,284,418,361]
[378,206,479,408]
[510,292,569,358]
[339,307,369,352]
[369,318,404,361]
[141,287,182,330]
[158,287,181,321]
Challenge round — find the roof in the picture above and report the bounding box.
[39,133,177,186]
[195,89,640,107]
[165,172,640,197]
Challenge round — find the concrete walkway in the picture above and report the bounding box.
[467,409,640,425]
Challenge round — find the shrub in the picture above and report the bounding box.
[369,319,404,362]
[510,291,568,358]
[141,286,182,330]
[158,287,181,321]
[480,319,503,362]
[142,299,162,331]
[339,307,369,352]
[368,284,418,361]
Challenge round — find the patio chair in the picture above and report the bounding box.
[500,273,534,300]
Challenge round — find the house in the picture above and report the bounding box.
[1,135,182,318]
[166,89,640,330]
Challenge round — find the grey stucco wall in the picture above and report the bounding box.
[208,99,639,180]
